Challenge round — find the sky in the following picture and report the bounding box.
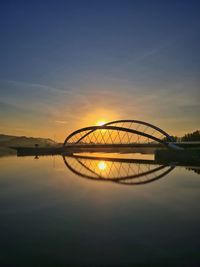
[0,0,200,141]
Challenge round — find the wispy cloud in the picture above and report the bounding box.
[55,120,68,124]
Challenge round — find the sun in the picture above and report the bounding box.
[96,120,106,126]
[98,161,107,171]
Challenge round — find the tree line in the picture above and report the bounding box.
[172,130,200,142]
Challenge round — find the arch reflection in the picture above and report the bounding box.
[63,155,175,185]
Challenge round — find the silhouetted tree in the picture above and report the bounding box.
[181,130,200,142]
[162,136,178,142]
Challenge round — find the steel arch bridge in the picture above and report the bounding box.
[63,119,178,149]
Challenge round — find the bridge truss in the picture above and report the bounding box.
[63,119,175,147]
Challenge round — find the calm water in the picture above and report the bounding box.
[0,154,200,266]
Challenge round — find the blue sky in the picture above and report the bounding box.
[0,0,200,140]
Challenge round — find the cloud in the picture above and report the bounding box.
[0,76,199,140]
[55,120,68,124]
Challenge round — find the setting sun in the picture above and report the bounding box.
[96,120,106,126]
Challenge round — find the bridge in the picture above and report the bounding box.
[13,119,200,159]
[12,119,200,185]
[63,119,182,153]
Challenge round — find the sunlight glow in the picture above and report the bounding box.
[98,161,107,171]
[96,120,106,126]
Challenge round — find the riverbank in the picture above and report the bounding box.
[155,149,200,164]
[0,147,16,157]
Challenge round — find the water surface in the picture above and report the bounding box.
[0,155,200,266]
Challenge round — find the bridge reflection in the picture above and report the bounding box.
[63,155,176,185]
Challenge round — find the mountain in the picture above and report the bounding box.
[0,134,58,156]
[0,134,57,147]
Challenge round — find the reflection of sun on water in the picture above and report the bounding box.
[98,161,107,171]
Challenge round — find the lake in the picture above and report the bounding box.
[0,154,200,266]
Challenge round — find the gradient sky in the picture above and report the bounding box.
[0,0,200,141]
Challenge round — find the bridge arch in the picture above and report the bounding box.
[104,119,174,141]
[63,119,175,147]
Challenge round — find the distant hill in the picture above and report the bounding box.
[0,134,58,156]
[0,134,57,147]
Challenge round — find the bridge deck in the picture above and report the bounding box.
[64,142,200,153]
[12,142,200,156]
